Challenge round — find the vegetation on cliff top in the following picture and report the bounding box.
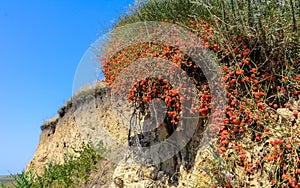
[101,0,299,187]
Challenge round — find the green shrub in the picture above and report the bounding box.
[12,170,35,188]
[13,143,103,188]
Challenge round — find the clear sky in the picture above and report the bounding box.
[0,0,134,175]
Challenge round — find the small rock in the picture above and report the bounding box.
[113,177,124,188]
[277,108,294,123]
[133,175,139,182]
[157,171,165,180]
[143,166,158,180]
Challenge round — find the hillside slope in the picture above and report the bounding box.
[26,0,299,187]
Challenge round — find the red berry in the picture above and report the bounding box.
[293,111,298,117]
[279,139,284,144]
[213,44,218,51]
[240,154,246,159]
[286,144,292,149]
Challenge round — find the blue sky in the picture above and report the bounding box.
[0,0,134,175]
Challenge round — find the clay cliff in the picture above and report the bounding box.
[26,83,128,176]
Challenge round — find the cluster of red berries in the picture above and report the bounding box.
[101,18,299,187]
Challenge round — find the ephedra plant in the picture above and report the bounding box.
[101,0,299,187]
